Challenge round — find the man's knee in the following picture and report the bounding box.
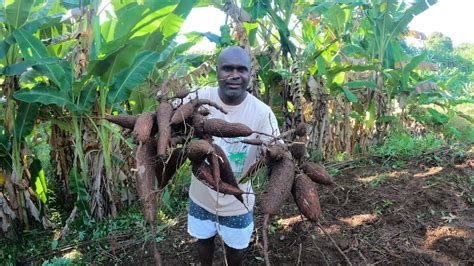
[225,244,244,266]
[198,235,216,246]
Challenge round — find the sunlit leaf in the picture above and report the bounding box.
[365,100,376,128]
[13,28,71,92]
[60,0,91,9]
[14,85,75,109]
[5,0,34,29]
[29,159,47,204]
[108,50,161,105]
[323,4,349,34]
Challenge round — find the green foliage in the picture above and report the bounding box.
[29,158,48,204]
[426,32,453,52]
[160,160,192,215]
[13,101,39,142]
[12,28,71,92]
[446,115,474,143]
[2,0,472,244]
[69,168,90,220]
[373,129,444,159]
[14,85,75,109]
[373,199,395,216]
[455,43,474,63]
[369,175,389,187]
[107,50,161,106]
[4,0,35,29]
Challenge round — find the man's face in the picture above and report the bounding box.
[217,49,251,103]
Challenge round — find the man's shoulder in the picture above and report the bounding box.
[185,87,217,101]
[194,87,218,99]
[247,93,273,113]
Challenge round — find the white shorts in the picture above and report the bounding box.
[187,199,254,249]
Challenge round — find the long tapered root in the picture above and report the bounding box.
[263,214,271,266]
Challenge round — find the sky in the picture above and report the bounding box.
[178,0,474,50]
[409,0,474,45]
[100,1,474,50]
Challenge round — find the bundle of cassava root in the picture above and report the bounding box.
[106,91,334,266]
[106,93,256,265]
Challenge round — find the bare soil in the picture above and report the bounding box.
[43,149,472,266]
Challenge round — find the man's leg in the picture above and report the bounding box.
[218,211,253,266]
[188,200,218,265]
[225,244,244,266]
[197,236,215,266]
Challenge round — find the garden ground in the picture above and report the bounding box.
[18,146,473,265]
[127,147,473,265]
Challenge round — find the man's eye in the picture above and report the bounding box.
[237,67,248,73]
[222,66,232,71]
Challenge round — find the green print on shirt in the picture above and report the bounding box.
[228,151,246,176]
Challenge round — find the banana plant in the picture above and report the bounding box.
[0,0,73,231]
[358,0,436,127]
[8,0,201,222]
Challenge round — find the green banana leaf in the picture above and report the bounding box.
[323,4,350,35]
[401,51,427,89]
[14,85,76,109]
[144,0,197,52]
[75,79,98,115]
[0,125,11,157]
[29,159,47,204]
[60,0,91,9]
[96,36,149,86]
[0,14,63,60]
[342,87,358,103]
[4,0,34,29]
[107,50,161,105]
[13,101,39,142]
[13,28,71,92]
[2,57,60,76]
[69,167,90,214]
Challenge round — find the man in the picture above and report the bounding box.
[186,46,280,266]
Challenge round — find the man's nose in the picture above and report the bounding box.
[229,69,240,79]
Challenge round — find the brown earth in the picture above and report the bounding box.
[23,150,471,265]
[114,149,473,265]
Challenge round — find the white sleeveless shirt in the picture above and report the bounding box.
[186,87,280,216]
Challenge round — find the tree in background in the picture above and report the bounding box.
[426,32,453,52]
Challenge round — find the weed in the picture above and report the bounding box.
[394,160,406,169]
[328,167,341,177]
[42,257,74,266]
[268,223,278,235]
[372,130,444,159]
[441,213,458,223]
[333,151,352,162]
[370,175,389,186]
[373,199,395,215]
[374,206,383,216]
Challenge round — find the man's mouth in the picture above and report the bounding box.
[226,83,241,89]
